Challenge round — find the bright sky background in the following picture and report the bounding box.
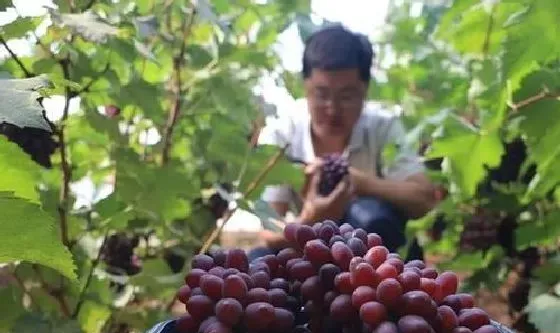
[0,0,390,233]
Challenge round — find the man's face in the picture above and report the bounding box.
[304,68,366,140]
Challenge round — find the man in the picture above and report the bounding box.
[251,25,436,260]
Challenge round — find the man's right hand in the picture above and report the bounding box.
[299,164,355,224]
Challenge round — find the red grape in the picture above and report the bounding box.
[192,254,215,271]
[374,322,398,333]
[199,317,219,333]
[261,255,279,274]
[367,233,383,248]
[270,278,290,292]
[398,315,433,333]
[377,263,398,280]
[330,294,357,322]
[360,301,388,326]
[319,224,338,243]
[420,277,437,296]
[250,262,270,275]
[251,271,271,289]
[319,263,341,289]
[296,225,317,249]
[222,274,247,302]
[453,327,473,333]
[329,235,346,247]
[244,302,275,331]
[398,271,421,292]
[398,290,437,319]
[175,313,199,333]
[334,272,355,294]
[203,320,232,333]
[223,268,240,277]
[237,272,255,290]
[301,276,325,302]
[457,293,475,309]
[376,278,403,308]
[473,325,498,333]
[351,286,377,308]
[200,274,224,300]
[442,294,463,313]
[351,262,378,287]
[365,246,389,268]
[225,249,248,273]
[247,287,270,303]
[436,271,459,297]
[209,267,226,278]
[177,285,191,304]
[386,258,404,274]
[421,267,438,279]
[276,248,299,266]
[339,223,354,234]
[387,253,401,260]
[351,228,368,243]
[438,305,459,332]
[331,242,354,271]
[209,248,227,267]
[304,239,333,266]
[191,287,203,296]
[283,223,300,245]
[286,258,303,271]
[347,237,367,257]
[187,295,214,320]
[290,260,315,282]
[185,268,206,288]
[268,288,288,307]
[215,298,242,326]
[458,308,490,331]
[272,308,295,332]
[349,257,367,274]
[405,260,427,270]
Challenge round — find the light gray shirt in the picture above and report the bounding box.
[257,98,425,204]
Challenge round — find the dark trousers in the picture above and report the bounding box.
[248,197,423,262]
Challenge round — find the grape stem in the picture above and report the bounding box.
[161,5,197,165]
[197,145,289,255]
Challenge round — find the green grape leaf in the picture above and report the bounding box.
[77,300,111,333]
[0,0,12,11]
[48,9,120,43]
[0,137,41,202]
[502,0,560,90]
[0,193,76,280]
[0,74,52,131]
[0,16,44,39]
[427,128,504,197]
[526,294,560,333]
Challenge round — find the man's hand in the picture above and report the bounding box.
[299,165,355,224]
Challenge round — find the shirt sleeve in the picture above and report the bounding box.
[256,113,296,204]
[382,116,425,181]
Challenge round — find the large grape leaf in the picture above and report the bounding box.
[0,75,51,131]
[526,293,560,333]
[0,16,44,39]
[0,138,40,202]
[502,0,560,90]
[427,128,504,197]
[0,193,76,280]
[48,9,120,43]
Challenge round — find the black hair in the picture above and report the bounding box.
[302,24,374,83]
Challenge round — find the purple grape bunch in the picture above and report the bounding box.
[318,154,350,196]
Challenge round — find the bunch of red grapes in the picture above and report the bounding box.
[175,220,501,333]
[318,154,349,196]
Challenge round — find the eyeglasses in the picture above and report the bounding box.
[308,88,365,109]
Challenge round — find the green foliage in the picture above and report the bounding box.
[0,0,309,331]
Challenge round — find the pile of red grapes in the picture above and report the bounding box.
[318,154,349,196]
[175,220,501,333]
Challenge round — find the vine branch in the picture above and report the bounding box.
[32,265,72,317]
[161,7,196,165]
[508,85,560,113]
[57,58,73,248]
[72,231,109,318]
[0,36,34,78]
[198,146,288,254]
